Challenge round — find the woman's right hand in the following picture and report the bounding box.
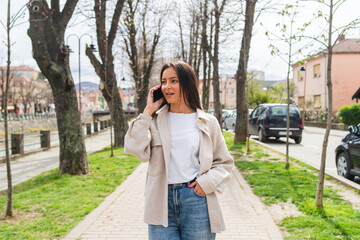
[143,86,164,116]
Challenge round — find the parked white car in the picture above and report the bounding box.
[223,109,253,130]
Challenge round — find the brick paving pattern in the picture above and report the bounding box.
[65,163,283,240]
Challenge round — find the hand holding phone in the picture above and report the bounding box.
[152,86,164,102]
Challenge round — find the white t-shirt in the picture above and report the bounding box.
[168,112,200,184]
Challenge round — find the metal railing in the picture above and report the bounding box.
[0,119,110,158]
[0,112,56,121]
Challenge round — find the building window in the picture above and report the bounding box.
[313,95,321,109]
[314,64,321,78]
[298,71,304,82]
[298,97,304,108]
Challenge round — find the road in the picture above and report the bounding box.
[245,126,360,186]
[250,126,346,175]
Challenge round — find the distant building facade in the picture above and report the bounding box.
[0,65,53,114]
[199,70,267,109]
[293,35,360,114]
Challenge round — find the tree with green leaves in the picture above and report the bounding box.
[247,78,270,108]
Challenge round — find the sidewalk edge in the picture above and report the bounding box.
[63,162,147,240]
[232,167,284,240]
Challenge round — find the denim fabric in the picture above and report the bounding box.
[148,184,216,240]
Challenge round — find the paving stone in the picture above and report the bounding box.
[64,163,283,240]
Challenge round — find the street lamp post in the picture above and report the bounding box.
[300,66,306,126]
[66,34,96,119]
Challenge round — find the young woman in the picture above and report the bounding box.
[124,61,233,239]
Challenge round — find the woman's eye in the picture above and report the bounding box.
[172,80,178,83]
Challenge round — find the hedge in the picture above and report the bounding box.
[338,103,360,126]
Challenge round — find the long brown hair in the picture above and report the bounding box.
[160,61,202,111]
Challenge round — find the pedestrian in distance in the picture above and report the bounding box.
[124,60,234,239]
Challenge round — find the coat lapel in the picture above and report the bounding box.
[156,105,171,177]
[196,109,213,175]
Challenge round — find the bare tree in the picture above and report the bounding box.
[312,0,359,208]
[85,0,128,147]
[205,0,227,124]
[27,0,89,175]
[234,0,257,143]
[201,0,210,110]
[3,0,13,218]
[123,0,162,113]
[16,77,37,113]
[261,3,306,168]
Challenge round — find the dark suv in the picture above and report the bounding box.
[335,124,360,180]
[248,104,303,143]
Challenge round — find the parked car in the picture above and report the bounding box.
[335,124,360,180]
[223,109,255,131]
[224,110,236,130]
[207,109,234,128]
[248,103,303,143]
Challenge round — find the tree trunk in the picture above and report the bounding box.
[86,0,128,147]
[234,0,257,143]
[316,0,334,208]
[5,0,13,217]
[28,0,89,175]
[201,0,208,110]
[284,20,294,169]
[212,1,226,125]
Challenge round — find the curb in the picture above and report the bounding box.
[253,139,360,191]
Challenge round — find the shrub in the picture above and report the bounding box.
[338,103,360,126]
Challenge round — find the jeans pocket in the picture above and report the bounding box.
[191,187,206,198]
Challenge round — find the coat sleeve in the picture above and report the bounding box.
[196,118,234,195]
[124,113,153,162]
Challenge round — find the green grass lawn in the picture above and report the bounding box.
[223,132,360,240]
[0,147,140,240]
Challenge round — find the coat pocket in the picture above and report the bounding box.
[150,131,162,147]
[149,131,165,176]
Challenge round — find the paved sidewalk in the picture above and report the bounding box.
[65,163,283,240]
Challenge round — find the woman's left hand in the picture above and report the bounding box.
[188,181,206,196]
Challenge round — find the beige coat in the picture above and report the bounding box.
[124,105,234,233]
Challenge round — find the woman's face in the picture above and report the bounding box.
[161,67,183,105]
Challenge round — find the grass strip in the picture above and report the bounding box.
[0,147,140,239]
[223,132,360,240]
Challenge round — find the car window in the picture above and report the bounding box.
[270,106,299,117]
[252,107,263,117]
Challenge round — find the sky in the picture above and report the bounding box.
[0,0,359,88]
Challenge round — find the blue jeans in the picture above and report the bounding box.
[149,183,216,240]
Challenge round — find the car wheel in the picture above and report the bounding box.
[336,152,354,180]
[294,136,302,144]
[224,122,228,131]
[258,128,267,142]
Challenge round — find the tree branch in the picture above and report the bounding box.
[107,0,125,48]
[94,0,106,63]
[85,45,104,79]
[58,0,79,29]
[51,0,60,14]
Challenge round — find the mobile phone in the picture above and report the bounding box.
[153,87,164,102]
